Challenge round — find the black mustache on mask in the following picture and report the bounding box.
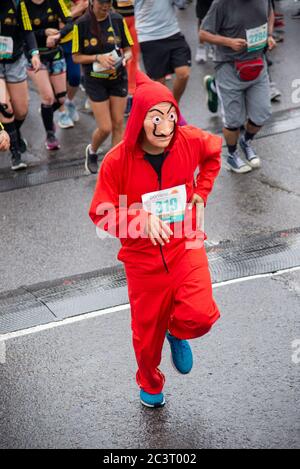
[153,121,176,138]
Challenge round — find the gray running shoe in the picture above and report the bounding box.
[239,136,261,168]
[225,149,252,174]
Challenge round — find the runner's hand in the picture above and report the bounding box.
[0,130,10,151]
[227,38,247,51]
[188,194,205,230]
[96,54,116,69]
[46,34,61,48]
[45,28,59,36]
[122,51,132,66]
[146,214,173,246]
[31,55,41,73]
[268,36,277,51]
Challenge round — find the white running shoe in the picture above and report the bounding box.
[195,45,207,64]
[58,111,74,129]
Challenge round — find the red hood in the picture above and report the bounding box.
[123,71,180,152]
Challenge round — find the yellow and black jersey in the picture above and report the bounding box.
[60,0,87,45]
[72,11,133,78]
[112,0,134,18]
[24,0,73,51]
[0,0,37,62]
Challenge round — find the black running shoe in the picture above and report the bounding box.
[11,151,27,171]
[85,144,98,174]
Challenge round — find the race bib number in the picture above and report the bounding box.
[142,184,187,224]
[116,1,134,6]
[0,36,13,59]
[246,23,268,52]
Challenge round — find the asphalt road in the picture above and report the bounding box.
[0,0,299,449]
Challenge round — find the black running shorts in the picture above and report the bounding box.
[84,71,128,103]
[140,33,191,80]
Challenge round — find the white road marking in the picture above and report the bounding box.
[212,265,300,288]
[0,304,130,346]
[0,340,6,364]
[0,265,299,354]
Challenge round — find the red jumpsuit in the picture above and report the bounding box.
[89,72,222,395]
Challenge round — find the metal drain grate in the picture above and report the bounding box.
[1,107,300,192]
[0,159,89,193]
[0,228,299,334]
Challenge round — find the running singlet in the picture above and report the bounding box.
[72,11,133,80]
[25,0,73,51]
[0,0,36,63]
[112,0,134,18]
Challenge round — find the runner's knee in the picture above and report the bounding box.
[55,91,67,105]
[172,304,218,339]
[41,94,55,106]
[175,68,190,81]
[112,118,124,132]
[0,101,14,119]
[98,124,112,137]
[224,126,240,132]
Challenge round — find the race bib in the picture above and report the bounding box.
[92,50,121,73]
[246,23,268,52]
[0,36,13,59]
[142,184,187,224]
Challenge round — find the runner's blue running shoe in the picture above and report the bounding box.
[225,149,252,174]
[65,101,80,123]
[140,390,165,408]
[239,136,261,169]
[166,332,193,374]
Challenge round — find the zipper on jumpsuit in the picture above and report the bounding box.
[144,152,170,274]
[158,169,169,274]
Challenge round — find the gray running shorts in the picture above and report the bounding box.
[0,54,27,83]
[215,61,272,128]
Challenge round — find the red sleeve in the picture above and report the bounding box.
[89,155,148,239]
[193,130,222,206]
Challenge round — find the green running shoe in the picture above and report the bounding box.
[204,75,218,113]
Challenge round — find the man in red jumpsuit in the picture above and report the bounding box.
[89,71,222,408]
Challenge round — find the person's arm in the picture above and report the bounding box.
[72,52,116,68]
[267,6,276,50]
[70,0,88,18]
[121,17,134,45]
[199,30,247,51]
[18,1,40,72]
[123,46,133,64]
[47,0,73,47]
[193,131,222,207]
[89,156,149,239]
[199,0,247,52]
